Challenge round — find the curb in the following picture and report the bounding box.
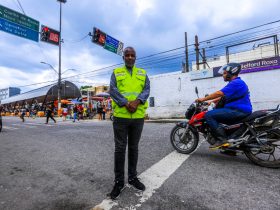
[145,119,184,123]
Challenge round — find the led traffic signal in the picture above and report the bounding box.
[40,25,60,46]
[41,26,50,41]
[92,27,106,46]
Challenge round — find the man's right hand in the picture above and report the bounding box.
[125,103,136,113]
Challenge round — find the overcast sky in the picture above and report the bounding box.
[0,0,279,92]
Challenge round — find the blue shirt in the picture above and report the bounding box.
[220,77,252,114]
[109,66,150,107]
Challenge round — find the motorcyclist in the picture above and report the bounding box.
[196,63,252,149]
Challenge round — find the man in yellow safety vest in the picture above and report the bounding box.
[108,47,150,199]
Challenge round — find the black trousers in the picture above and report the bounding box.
[46,114,56,123]
[113,117,144,183]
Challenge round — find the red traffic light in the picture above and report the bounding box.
[42,27,49,32]
[40,25,60,46]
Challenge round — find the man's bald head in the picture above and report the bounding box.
[123,47,136,56]
[123,47,136,68]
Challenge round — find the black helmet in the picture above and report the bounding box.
[218,63,241,76]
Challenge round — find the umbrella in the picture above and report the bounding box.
[91,96,104,101]
[96,92,110,97]
[70,99,83,104]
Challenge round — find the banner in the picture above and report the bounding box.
[213,56,280,77]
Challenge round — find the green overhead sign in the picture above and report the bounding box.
[0,5,39,31]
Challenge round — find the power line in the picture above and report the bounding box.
[63,33,90,44]
[14,0,26,15]
[200,19,280,44]
[13,20,280,89]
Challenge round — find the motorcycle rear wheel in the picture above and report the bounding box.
[244,127,280,168]
[170,125,199,154]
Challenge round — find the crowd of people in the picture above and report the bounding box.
[96,99,112,121]
[0,98,113,123]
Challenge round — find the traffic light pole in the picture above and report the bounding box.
[57,0,66,110]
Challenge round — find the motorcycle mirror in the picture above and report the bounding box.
[195,87,199,98]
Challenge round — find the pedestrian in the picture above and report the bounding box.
[62,105,68,121]
[97,101,103,120]
[107,47,150,199]
[73,105,78,122]
[78,104,83,120]
[45,105,56,124]
[83,106,87,119]
[102,104,106,120]
[107,99,112,116]
[20,108,26,122]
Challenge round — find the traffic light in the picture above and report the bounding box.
[92,27,106,46]
[41,26,50,41]
[40,25,60,46]
[92,28,100,42]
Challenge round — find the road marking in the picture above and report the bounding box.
[92,139,205,210]
[2,126,18,130]
[92,152,190,210]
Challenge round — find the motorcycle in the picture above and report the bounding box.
[170,88,280,168]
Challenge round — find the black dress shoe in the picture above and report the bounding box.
[107,182,124,200]
[128,177,145,191]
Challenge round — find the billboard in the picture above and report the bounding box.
[213,56,280,77]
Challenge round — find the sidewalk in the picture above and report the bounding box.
[145,118,185,123]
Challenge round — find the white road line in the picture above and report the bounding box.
[92,140,205,210]
[2,126,18,130]
[92,151,190,210]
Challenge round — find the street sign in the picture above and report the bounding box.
[104,35,119,53]
[0,4,39,31]
[117,41,124,55]
[104,44,117,53]
[92,27,124,55]
[105,35,119,48]
[40,25,60,46]
[0,17,39,42]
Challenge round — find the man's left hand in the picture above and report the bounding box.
[129,99,141,113]
[195,98,205,103]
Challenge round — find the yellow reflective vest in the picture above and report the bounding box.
[112,66,148,119]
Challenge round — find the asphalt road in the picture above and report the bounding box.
[0,116,279,210]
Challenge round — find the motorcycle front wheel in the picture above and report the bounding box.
[170,124,199,154]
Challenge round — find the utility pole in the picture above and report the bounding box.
[195,35,200,70]
[57,0,66,111]
[184,32,189,72]
[202,48,206,69]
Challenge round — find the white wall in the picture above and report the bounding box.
[147,69,280,119]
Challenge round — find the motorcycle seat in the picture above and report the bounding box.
[240,110,267,123]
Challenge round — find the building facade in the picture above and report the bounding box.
[0,87,21,101]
